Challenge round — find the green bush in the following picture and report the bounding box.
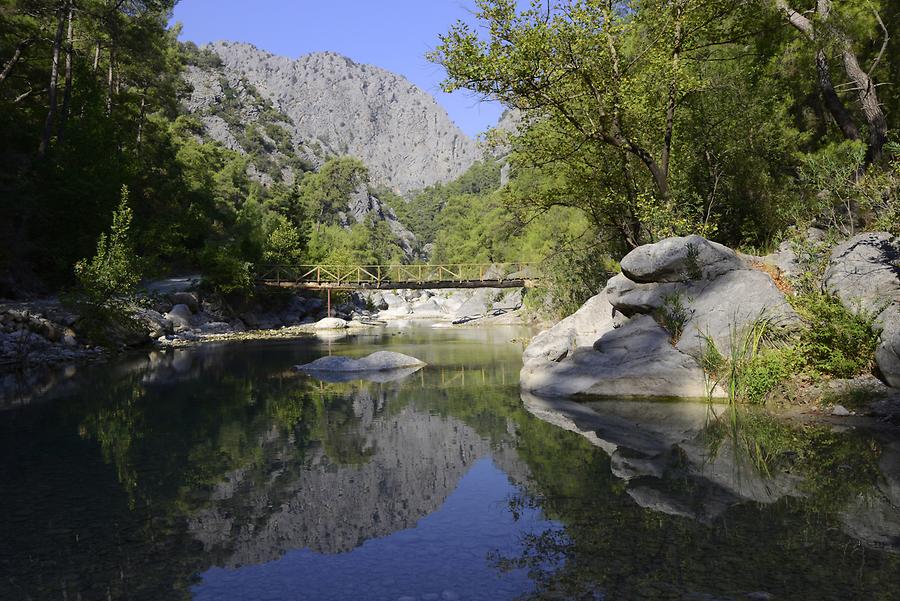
[201,246,252,295]
[792,293,879,378]
[74,186,141,306]
[740,347,801,404]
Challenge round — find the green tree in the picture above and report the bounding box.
[74,185,140,305]
[263,216,306,265]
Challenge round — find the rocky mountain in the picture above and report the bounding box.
[182,41,480,194]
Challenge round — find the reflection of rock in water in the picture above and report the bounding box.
[522,392,900,551]
[189,388,528,566]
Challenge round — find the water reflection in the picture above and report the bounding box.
[194,458,560,601]
[1,325,899,601]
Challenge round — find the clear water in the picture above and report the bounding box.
[1,323,899,601]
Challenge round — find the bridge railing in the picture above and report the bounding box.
[255,263,538,286]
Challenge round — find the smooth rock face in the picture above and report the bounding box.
[165,304,193,331]
[295,351,425,373]
[522,235,795,399]
[522,290,618,364]
[521,315,717,399]
[314,317,349,330]
[605,273,678,316]
[825,232,900,315]
[620,235,745,283]
[876,304,900,387]
[825,232,900,388]
[675,269,798,358]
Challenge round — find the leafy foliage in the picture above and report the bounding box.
[74,186,140,306]
[792,292,880,378]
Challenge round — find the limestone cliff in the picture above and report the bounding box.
[182,41,479,194]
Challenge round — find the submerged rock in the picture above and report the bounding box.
[295,351,426,373]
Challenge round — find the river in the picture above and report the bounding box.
[1,323,899,600]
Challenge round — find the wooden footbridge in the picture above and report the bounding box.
[255,263,540,290]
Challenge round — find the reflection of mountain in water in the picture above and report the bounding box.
[189,386,529,565]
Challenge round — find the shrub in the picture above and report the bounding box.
[653,293,692,343]
[201,246,252,295]
[74,186,141,306]
[70,186,143,345]
[740,347,801,404]
[792,292,879,378]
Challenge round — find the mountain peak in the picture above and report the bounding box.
[183,41,479,192]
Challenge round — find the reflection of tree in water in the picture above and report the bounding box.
[493,406,900,601]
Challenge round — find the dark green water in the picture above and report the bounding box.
[1,324,899,601]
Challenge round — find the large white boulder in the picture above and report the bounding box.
[876,304,900,387]
[295,351,425,373]
[825,232,900,388]
[620,234,745,283]
[825,232,900,314]
[521,315,719,399]
[521,235,797,399]
[314,317,349,330]
[165,304,193,331]
[522,290,618,364]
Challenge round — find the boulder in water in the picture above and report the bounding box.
[295,351,426,374]
[314,317,349,330]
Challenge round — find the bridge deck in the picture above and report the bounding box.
[255,263,539,290]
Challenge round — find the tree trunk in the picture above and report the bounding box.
[58,3,75,145]
[815,49,859,141]
[136,93,146,151]
[840,45,888,163]
[38,7,67,158]
[0,39,30,88]
[93,40,100,71]
[106,46,114,115]
[661,1,684,181]
[776,0,888,164]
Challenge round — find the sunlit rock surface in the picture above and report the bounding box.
[522,235,796,399]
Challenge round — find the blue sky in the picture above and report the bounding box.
[171,0,507,138]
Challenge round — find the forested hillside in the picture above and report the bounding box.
[1,0,898,315]
[430,0,899,310]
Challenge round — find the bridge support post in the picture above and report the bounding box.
[327,288,332,317]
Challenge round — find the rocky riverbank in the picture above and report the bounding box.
[521,232,900,418]
[0,277,528,404]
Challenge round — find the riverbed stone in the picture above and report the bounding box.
[134,308,173,338]
[295,351,425,373]
[171,291,200,313]
[165,304,193,331]
[314,317,349,330]
[620,234,745,283]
